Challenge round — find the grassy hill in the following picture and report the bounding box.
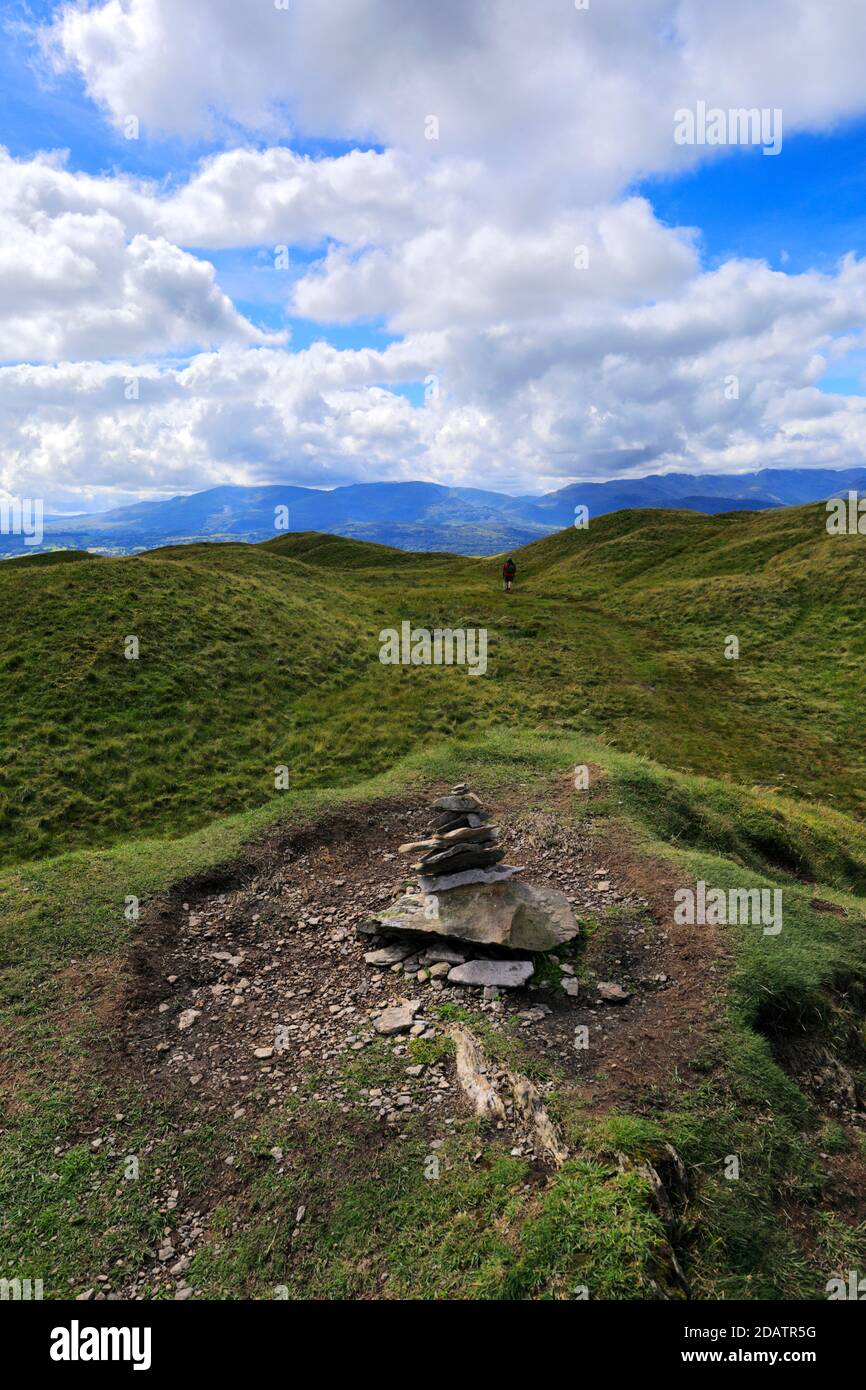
[3,504,866,1302]
[2,503,864,866]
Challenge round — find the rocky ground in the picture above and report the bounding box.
[76,785,725,1299]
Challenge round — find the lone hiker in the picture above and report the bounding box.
[502,556,516,592]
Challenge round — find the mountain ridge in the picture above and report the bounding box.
[8,465,866,558]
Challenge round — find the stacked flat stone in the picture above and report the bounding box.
[374,781,578,954]
[398,783,520,891]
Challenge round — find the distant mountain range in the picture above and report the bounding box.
[7,466,866,558]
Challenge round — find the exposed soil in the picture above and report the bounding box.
[58,777,733,1296]
[118,785,726,1120]
[15,775,866,1300]
[772,1020,866,1233]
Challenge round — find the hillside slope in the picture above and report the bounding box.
[3,734,866,1301]
[1,503,864,866]
[4,507,866,1302]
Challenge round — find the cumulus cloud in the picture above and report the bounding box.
[5,243,866,508]
[42,1,866,194]
[0,152,278,360]
[291,198,699,332]
[0,142,424,247]
[4,0,866,504]
[0,344,433,503]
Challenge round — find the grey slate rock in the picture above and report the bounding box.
[376,879,578,951]
[418,864,524,893]
[417,844,505,874]
[448,960,534,989]
[432,794,484,813]
[364,943,415,967]
[374,1000,421,1035]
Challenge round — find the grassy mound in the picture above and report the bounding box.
[2,732,865,1299]
[2,503,864,866]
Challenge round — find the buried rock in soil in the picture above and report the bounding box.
[448,959,534,989]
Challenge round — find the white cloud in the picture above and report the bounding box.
[291,199,699,331]
[3,0,865,505]
[6,242,866,509]
[43,0,866,191]
[0,152,278,360]
[159,146,425,249]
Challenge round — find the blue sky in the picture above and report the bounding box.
[640,120,866,277]
[3,0,866,507]
[6,0,866,361]
[0,0,394,352]
[639,123,866,398]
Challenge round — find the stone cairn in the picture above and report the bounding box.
[399,782,516,890]
[372,782,579,980]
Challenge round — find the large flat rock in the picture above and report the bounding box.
[448,960,534,989]
[375,879,579,952]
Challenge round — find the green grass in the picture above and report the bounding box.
[4,507,866,1299]
[0,1084,235,1299]
[186,1106,670,1300]
[3,730,866,1298]
[4,503,866,866]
